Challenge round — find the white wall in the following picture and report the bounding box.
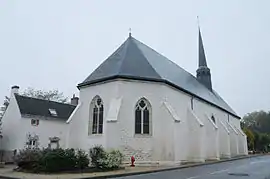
[67,79,245,164]
[227,122,239,157]
[187,108,205,162]
[204,115,219,160]
[20,116,68,149]
[217,119,230,158]
[1,93,22,150]
[1,93,68,151]
[116,80,191,163]
[68,80,119,151]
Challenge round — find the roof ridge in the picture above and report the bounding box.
[117,36,130,76]
[15,94,73,107]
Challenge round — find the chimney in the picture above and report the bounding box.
[70,94,79,106]
[11,85,19,96]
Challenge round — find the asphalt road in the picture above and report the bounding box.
[115,155,270,179]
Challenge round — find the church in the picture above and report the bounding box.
[66,30,248,165]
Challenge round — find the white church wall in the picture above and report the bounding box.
[186,108,205,162]
[227,122,239,157]
[82,79,191,164]
[236,128,248,155]
[173,121,184,164]
[210,109,231,158]
[68,81,120,151]
[66,103,82,148]
[204,114,219,160]
[161,85,192,163]
[229,115,247,156]
[116,80,175,163]
[217,119,231,158]
[228,115,241,129]
[192,95,243,159]
[69,79,245,164]
[238,134,245,155]
[243,135,248,155]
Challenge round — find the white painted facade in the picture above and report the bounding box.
[1,78,248,165]
[1,91,68,153]
[67,79,248,165]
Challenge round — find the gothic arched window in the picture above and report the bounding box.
[89,96,104,135]
[135,98,151,135]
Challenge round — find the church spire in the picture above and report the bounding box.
[196,24,212,90]
[198,28,207,67]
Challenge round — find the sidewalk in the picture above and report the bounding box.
[0,154,263,179]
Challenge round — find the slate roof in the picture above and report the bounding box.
[15,94,76,120]
[78,35,239,118]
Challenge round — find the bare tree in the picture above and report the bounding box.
[22,87,68,103]
[3,96,9,109]
[0,96,9,140]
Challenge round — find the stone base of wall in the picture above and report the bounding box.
[205,157,220,161]
[121,145,152,162]
[186,158,205,163]
[220,154,231,159]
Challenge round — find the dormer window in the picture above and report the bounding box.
[49,108,57,117]
[31,119,39,126]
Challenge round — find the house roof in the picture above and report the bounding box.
[15,94,76,120]
[78,35,239,119]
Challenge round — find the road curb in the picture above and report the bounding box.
[0,154,264,179]
[0,175,19,179]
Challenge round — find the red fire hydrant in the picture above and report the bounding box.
[130,156,135,167]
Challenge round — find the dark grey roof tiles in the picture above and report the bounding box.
[15,94,76,120]
[78,36,239,118]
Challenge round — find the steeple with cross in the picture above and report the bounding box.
[196,16,212,90]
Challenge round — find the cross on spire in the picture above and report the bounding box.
[128,28,131,37]
[129,28,132,37]
[197,16,200,29]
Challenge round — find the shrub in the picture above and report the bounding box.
[89,146,123,170]
[15,148,90,173]
[39,148,77,172]
[89,145,106,169]
[76,149,89,169]
[16,146,123,173]
[100,150,124,169]
[15,148,42,170]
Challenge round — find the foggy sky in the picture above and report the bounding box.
[0,0,269,117]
